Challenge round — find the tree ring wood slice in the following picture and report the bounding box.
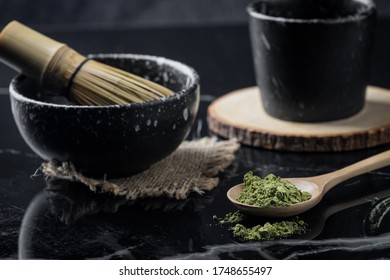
[207,86,390,152]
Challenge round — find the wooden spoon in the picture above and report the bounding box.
[227,150,390,217]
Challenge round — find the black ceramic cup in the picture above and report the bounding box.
[248,0,376,122]
[10,54,200,178]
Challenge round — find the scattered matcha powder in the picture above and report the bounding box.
[214,211,307,241]
[238,171,311,207]
[213,171,311,241]
[231,219,307,241]
[213,211,246,225]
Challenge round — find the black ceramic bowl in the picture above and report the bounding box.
[10,54,200,178]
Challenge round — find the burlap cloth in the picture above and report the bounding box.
[41,137,240,200]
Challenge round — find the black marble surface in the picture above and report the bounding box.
[1,22,390,260]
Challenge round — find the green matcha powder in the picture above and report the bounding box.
[231,220,307,241]
[214,211,307,241]
[238,172,311,207]
[214,172,311,241]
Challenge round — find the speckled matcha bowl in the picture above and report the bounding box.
[9,54,200,178]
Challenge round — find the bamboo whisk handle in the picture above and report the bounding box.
[0,20,85,92]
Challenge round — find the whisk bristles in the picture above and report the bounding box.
[70,60,173,106]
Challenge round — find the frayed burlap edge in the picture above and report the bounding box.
[41,137,240,200]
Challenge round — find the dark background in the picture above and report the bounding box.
[0,0,389,93]
[0,0,389,29]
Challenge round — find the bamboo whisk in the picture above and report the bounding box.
[0,21,173,106]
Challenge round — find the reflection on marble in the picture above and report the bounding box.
[44,178,215,225]
[365,196,390,236]
[18,179,216,259]
[17,174,390,259]
[45,179,128,225]
[0,146,43,259]
[302,187,390,240]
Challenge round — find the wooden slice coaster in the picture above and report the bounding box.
[207,86,390,152]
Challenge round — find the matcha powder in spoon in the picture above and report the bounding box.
[213,172,311,241]
[238,172,311,207]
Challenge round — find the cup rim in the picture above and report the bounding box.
[9,53,199,110]
[247,0,376,24]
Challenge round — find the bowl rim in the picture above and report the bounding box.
[9,53,199,109]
